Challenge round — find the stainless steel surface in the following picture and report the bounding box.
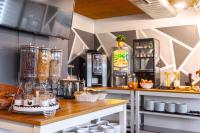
[87,52,107,87]
[0,0,74,39]
[102,54,107,87]
[87,53,92,87]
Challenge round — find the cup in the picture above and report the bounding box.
[165,103,176,113]
[155,102,165,112]
[77,128,89,133]
[89,130,103,133]
[144,100,155,111]
[43,109,56,118]
[108,123,120,133]
[99,125,114,133]
[89,125,99,130]
[176,103,188,114]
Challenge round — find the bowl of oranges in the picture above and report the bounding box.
[140,79,153,89]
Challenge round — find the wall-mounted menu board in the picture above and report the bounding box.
[0,0,74,39]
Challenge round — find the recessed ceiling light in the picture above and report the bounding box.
[173,1,187,9]
[169,0,199,9]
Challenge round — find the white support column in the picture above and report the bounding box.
[131,91,135,133]
[135,91,140,133]
[33,126,41,133]
[120,104,127,133]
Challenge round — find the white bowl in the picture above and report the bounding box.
[155,102,165,112]
[166,103,176,113]
[144,100,155,111]
[98,93,107,100]
[176,103,188,114]
[140,83,153,89]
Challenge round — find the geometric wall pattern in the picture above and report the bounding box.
[68,25,200,86]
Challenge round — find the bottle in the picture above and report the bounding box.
[127,74,133,88]
[132,73,138,90]
[174,72,180,87]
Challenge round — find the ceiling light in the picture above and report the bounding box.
[169,0,199,9]
[174,1,187,9]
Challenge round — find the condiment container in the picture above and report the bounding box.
[165,103,176,113]
[155,102,165,112]
[144,100,155,111]
[176,103,188,114]
[39,93,49,107]
[14,94,23,106]
[19,44,39,81]
[37,47,51,83]
[24,94,35,106]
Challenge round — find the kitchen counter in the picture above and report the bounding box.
[92,86,200,94]
[0,99,128,133]
[91,86,131,91]
[136,88,200,94]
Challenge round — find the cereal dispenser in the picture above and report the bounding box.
[49,49,63,90]
[19,44,39,82]
[37,47,51,85]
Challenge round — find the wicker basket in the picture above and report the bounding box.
[0,84,18,110]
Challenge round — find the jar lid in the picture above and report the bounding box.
[51,49,62,52]
[39,46,49,50]
[21,45,39,49]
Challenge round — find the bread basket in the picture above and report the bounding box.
[0,84,17,110]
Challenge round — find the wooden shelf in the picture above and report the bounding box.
[140,110,200,120]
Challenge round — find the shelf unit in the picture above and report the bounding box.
[132,90,200,133]
[132,38,160,88]
[140,110,200,120]
[103,89,132,132]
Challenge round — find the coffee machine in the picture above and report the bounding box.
[86,50,107,87]
[111,46,131,87]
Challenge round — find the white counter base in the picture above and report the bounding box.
[0,104,127,133]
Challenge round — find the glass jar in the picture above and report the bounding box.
[127,74,133,88]
[19,44,39,81]
[132,73,138,89]
[128,73,138,89]
[49,49,63,84]
[37,47,51,83]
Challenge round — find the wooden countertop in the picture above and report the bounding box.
[91,87,131,91]
[135,88,200,94]
[0,99,128,126]
[92,87,200,94]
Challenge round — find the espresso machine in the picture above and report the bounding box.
[111,46,131,87]
[86,50,107,87]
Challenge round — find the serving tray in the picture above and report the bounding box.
[13,104,59,114]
